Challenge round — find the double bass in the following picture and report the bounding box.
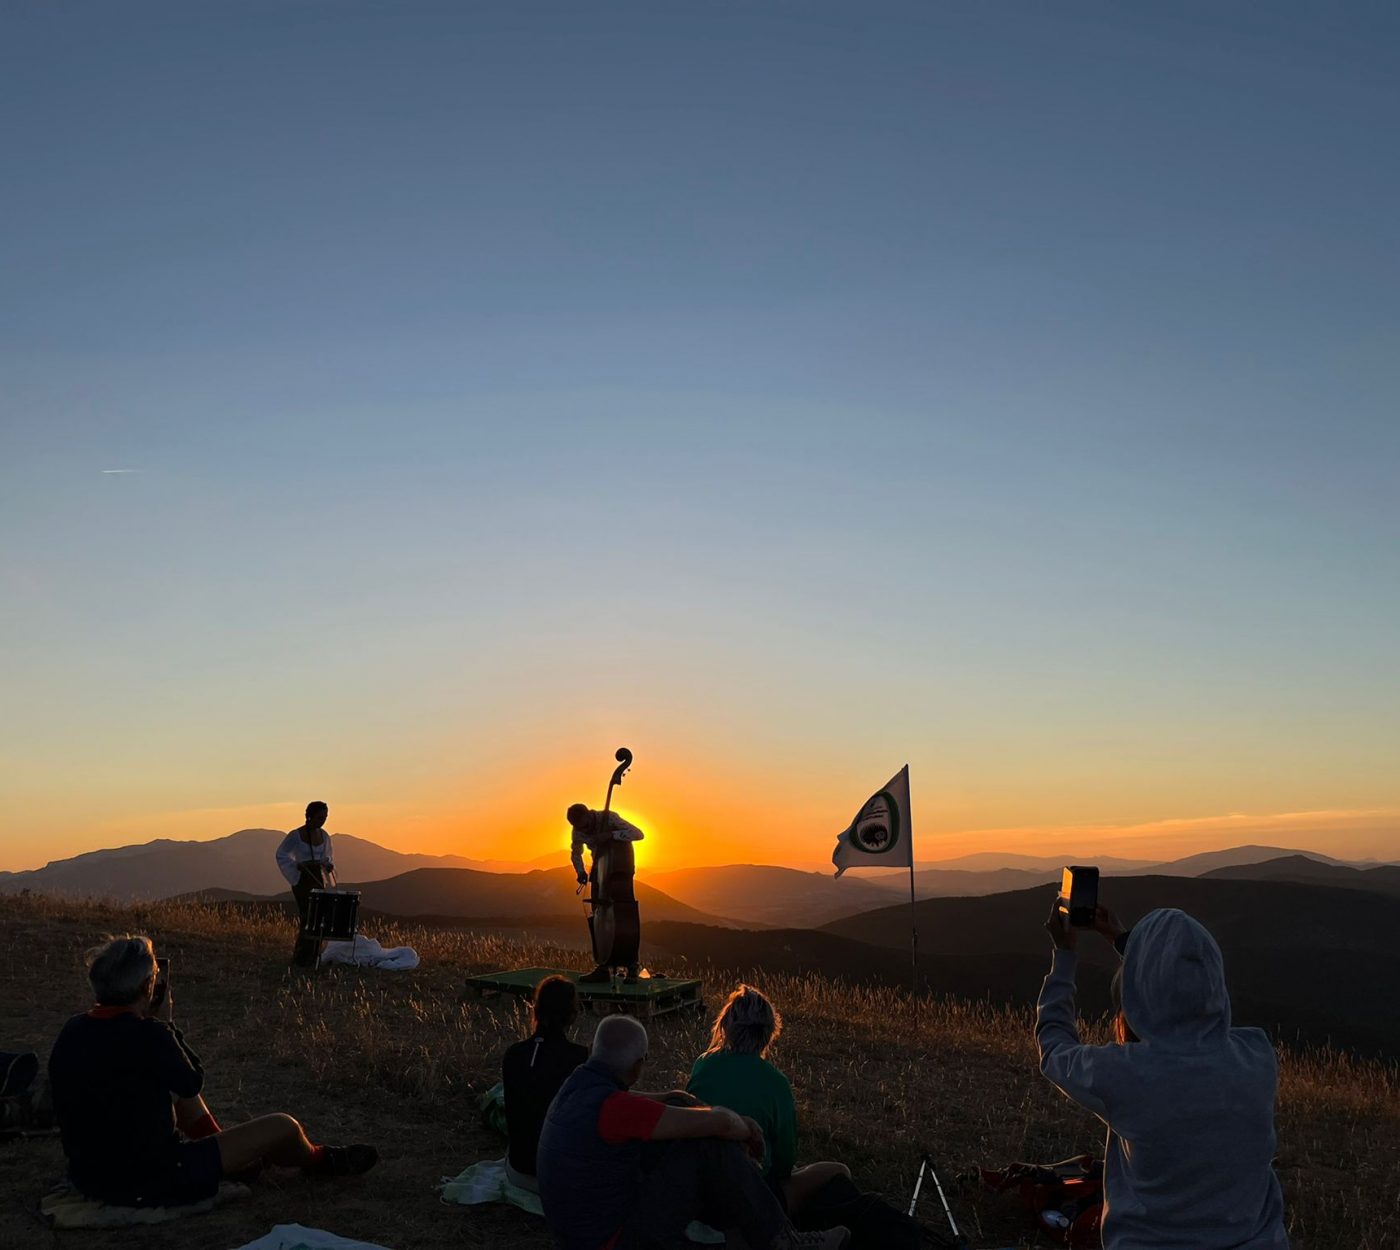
[582,747,642,973]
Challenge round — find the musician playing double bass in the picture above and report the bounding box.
[568,803,644,984]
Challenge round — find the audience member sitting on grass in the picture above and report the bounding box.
[48,935,378,1209]
[1039,899,1290,1250]
[502,974,588,1193]
[537,1014,851,1250]
[687,984,850,1216]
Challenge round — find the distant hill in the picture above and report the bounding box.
[911,852,1158,872]
[647,865,892,928]
[1202,854,1400,898]
[1146,844,1348,875]
[814,875,1400,1056]
[0,829,551,900]
[327,866,738,928]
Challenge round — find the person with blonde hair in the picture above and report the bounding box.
[48,935,377,1208]
[687,984,850,1216]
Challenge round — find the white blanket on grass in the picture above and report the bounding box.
[41,1180,249,1228]
[320,936,419,970]
[233,1223,394,1250]
[440,1158,723,1244]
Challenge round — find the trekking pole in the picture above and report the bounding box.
[928,1158,965,1247]
[911,1154,967,1248]
[907,1154,927,1217]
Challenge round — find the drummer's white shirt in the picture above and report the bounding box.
[276,826,334,887]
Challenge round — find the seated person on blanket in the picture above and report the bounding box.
[48,935,378,1208]
[502,975,588,1193]
[687,984,849,1216]
[1038,898,1289,1250]
[537,1014,851,1250]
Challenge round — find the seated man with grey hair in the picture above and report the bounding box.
[48,935,378,1208]
[537,1013,850,1250]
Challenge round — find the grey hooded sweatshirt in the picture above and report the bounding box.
[1036,908,1288,1250]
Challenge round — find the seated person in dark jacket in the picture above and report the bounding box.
[536,1014,851,1250]
[49,935,378,1208]
[502,975,588,1192]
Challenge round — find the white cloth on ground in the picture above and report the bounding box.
[319,936,419,970]
[232,1224,394,1250]
[439,1157,724,1244]
[41,1180,249,1228]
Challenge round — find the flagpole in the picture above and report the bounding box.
[909,843,919,1023]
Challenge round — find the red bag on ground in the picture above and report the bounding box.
[975,1153,1103,1247]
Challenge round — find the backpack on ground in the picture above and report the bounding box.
[973,1153,1103,1247]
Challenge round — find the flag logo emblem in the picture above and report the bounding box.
[852,792,899,854]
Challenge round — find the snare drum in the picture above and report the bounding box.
[303,889,360,941]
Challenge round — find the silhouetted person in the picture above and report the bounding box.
[276,801,334,968]
[537,1014,850,1250]
[1039,900,1289,1249]
[568,803,643,984]
[501,975,588,1193]
[49,936,377,1208]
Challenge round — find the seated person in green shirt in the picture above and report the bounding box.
[686,984,850,1216]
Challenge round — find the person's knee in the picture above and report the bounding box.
[262,1112,303,1141]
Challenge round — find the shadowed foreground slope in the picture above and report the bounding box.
[0,896,1395,1249]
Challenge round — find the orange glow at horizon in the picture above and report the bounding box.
[2,736,1398,873]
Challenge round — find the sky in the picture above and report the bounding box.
[2,2,1398,874]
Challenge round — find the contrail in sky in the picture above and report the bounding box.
[101,468,142,474]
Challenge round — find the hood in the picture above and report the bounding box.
[1121,908,1231,1048]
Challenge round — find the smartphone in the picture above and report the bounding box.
[151,957,171,1010]
[1059,866,1099,928]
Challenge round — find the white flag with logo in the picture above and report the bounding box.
[831,765,912,878]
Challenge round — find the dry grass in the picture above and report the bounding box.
[1,895,1396,1249]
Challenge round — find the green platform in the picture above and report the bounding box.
[463,966,704,1019]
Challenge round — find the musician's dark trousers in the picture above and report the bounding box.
[614,1137,787,1250]
[587,839,639,978]
[290,871,323,968]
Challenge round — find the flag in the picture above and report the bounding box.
[831,765,912,878]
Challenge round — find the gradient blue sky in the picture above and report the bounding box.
[3,2,1398,871]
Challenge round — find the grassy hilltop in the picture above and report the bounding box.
[1,896,1396,1250]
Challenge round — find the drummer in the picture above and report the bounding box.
[276,801,336,968]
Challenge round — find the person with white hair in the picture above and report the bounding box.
[537,1012,850,1250]
[48,935,378,1208]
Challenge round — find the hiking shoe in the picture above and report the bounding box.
[769,1226,851,1250]
[306,1144,379,1177]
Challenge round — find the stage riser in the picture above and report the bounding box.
[462,966,704,1020]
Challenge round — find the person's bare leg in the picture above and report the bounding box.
[783,1162,852,1214]
[173,1094,213,1132]
[215,1113,317,1174]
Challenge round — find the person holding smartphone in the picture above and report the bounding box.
[49,935,377,1208]
[1038,898,1289,1249]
